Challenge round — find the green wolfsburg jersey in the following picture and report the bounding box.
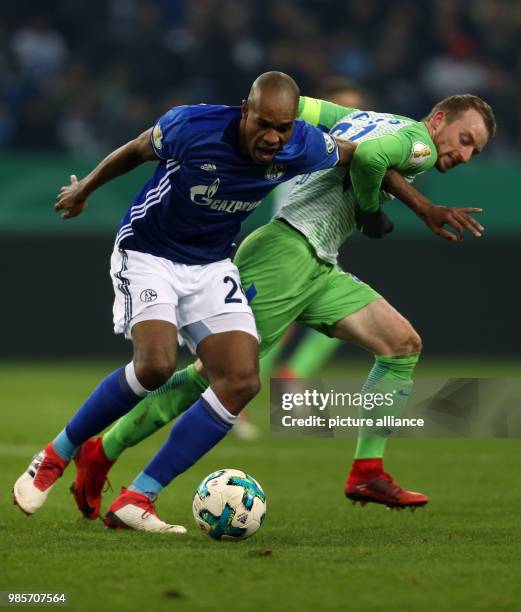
[278,96,438,264]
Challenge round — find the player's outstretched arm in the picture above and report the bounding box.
[350,135,483,242]
[54,128,157,219]
[382,170,484,242]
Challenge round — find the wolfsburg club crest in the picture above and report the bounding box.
[265,164,286,181]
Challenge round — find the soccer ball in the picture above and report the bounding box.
[193,469,266,540]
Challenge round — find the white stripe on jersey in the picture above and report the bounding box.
[116,161,180,246]
[130,160,179,215]
[129,166,179,221]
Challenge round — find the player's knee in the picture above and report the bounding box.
[409,330,422,354]
[391,327,422,355]
[134,356,176,390]
[226,369,261,405]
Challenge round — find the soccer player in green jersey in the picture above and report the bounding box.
[265,79,370,383]
[72,93,495,524]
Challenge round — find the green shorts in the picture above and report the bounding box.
[234,219,381,357]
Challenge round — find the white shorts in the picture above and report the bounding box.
[110,246,258,352]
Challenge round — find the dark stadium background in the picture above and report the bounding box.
[0,0,519,359]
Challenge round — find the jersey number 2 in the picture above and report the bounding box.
[224,276,243,303]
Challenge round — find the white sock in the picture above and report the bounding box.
[202,387,237,427]
[125,362,151,397]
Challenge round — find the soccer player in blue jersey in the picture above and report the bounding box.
[13,71,454,532]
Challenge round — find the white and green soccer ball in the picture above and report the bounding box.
[193,469,266,540]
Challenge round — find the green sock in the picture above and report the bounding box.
[287,330,342,377]
[355,353,420,459]
[102,364,209,460]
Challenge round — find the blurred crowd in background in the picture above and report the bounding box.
[1,0,519,156]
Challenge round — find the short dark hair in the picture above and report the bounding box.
[248,72,300,107]
[426,94,496,139]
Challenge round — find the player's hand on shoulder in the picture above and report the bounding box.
[335,138,357,166]
[54,175,88,220]
[422,205,484,242]
[355,205,394,239]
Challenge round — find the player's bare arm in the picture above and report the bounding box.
[334,141,471,241]
[382,169,484,241]
[350,135,485,242]
[334,138,357,166]
[54,128,157,220]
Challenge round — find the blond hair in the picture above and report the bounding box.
[426,94,496,139]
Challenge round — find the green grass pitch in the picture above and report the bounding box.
[1,360,521,611]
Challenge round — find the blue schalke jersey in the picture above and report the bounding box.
[116,104,339,264]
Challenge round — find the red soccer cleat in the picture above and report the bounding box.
[70,437,115,520]
[344,459,429,510]
[13,443,69,515]
[103,487,186,533]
